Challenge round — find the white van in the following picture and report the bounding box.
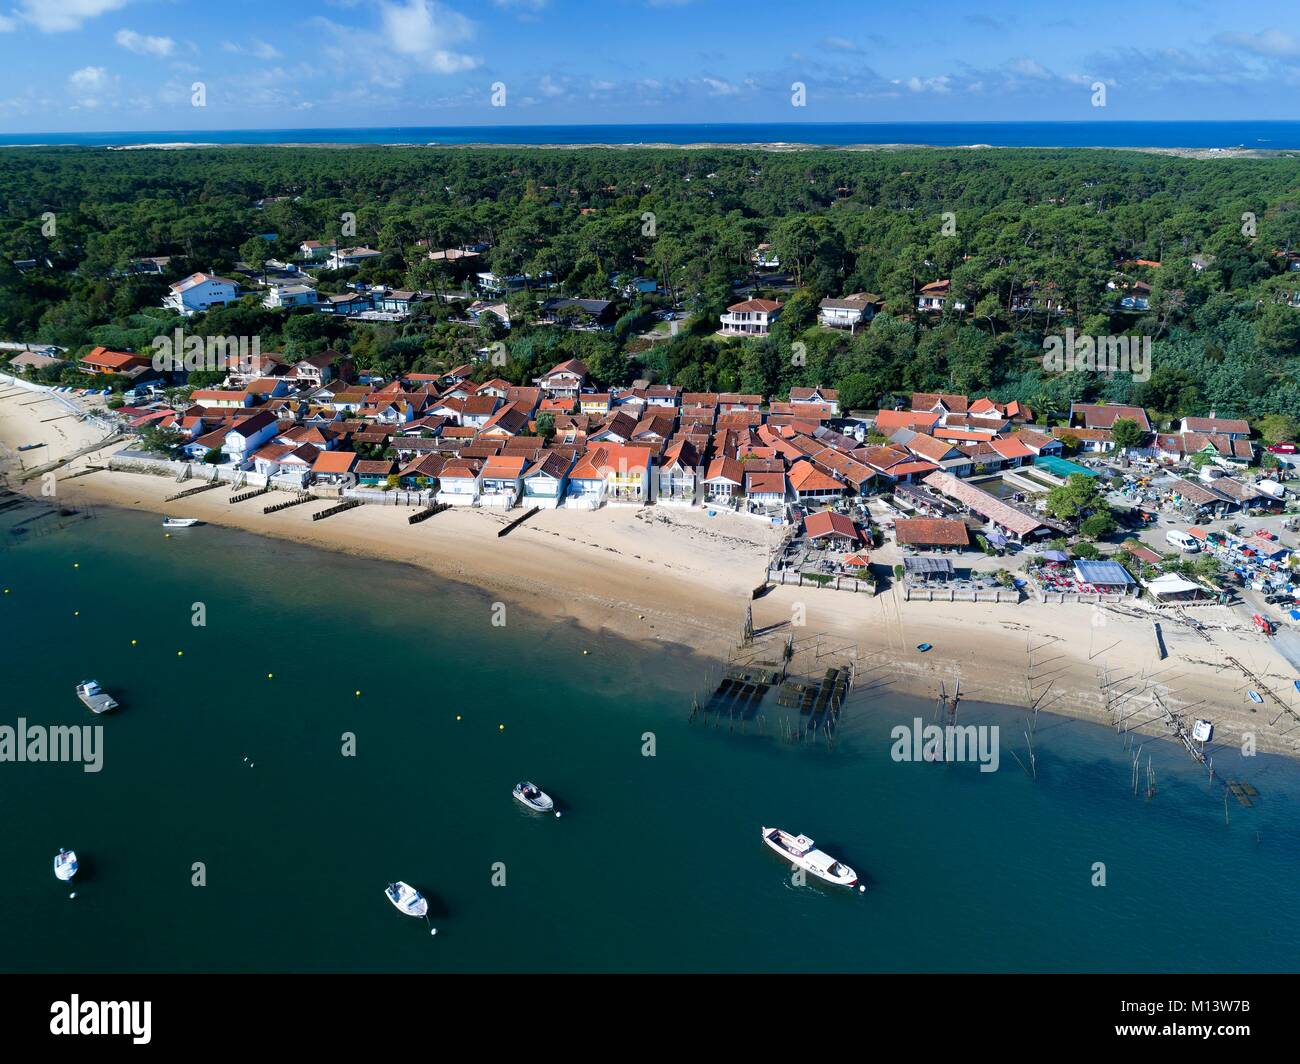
[1166,530,1200,553]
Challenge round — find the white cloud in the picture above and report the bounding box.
[1215,29,1300,60]
[0,14,17,32]
[67,65,117,108]
[377,0,479,74]
[222,38,282,60]
[819,36,862,55]
[18,0,131,33]
[115,29,174,57]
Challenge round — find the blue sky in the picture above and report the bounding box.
[1,0,1299,131]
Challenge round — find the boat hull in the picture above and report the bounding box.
[761,827,858,887]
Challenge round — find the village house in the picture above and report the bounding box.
[436,458,483,506]
[1180,415,1250,440]
[79,346,151,377]
[916,280,966,313]
[817,293,881,331]
[535,358,589,399]
[312,450,359,486]
[719,298,783,337]
[220,411,279,467]
[894,517,970,553]
[703,456,744,504]
[165,272,241,315]
[803,509,861,550]
[478,455,528,508]
[326,247,382,270]
[788,460,846,503]
[190,389,254,409]
[521,451,574,509]
[789,386,840,416]
[657,440,702,504]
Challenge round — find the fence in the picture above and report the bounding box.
[903,585,1020,603]
[766,568,876,594]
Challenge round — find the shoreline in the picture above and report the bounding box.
[5,387,1300,759]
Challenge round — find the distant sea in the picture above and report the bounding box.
[5,121,1300,149]
[4,504,1300,973]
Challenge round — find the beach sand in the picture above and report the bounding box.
[5,384,1300,758]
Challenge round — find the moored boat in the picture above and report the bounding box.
[384,881,427,917]
[513,781,554,813]
[162,517,200,528]
[53,849,78,881]
[1248,690,1264,704]
[75,680,118,714]
[761,826,858,887]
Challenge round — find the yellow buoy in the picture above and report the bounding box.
[355,690,361,697]
[267,673,274,679]
[165,533,171,539]
[456,714,462,721]
[498,724,505,731]
[131,639,137,646]
[73,563,79,569]
[177,650,183,657]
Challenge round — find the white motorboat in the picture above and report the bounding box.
[75,680,118,714]
[53,849,78,881]
[761,826,858,887]
[1192,719,1214,743]
[162,517,200,528]
[384,881,427,918]
[513,781,554,813]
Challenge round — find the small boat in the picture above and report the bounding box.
[761,826,858,887]
[384,881,427,918]
[1293,679,1300,693]
[53,849,78,881]
[513,781,554,813]
[1248,690,1264,704]
[75,680,118,714]
[162,517,200,528]
[916,643,932,653]
[1191,719,1214,743]
[17,442,44,452]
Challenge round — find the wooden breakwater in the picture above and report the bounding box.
[264,493,314,515]
[165,481,220,502]
[229,484,270,504]
[408,502,449,525]
[312,499,361,521]
[497,506,540,538]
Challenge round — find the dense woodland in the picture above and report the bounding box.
[3,145,1300,429]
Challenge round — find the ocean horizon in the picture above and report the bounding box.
[5,120,1300,150]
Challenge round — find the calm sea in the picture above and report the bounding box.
[4,121,1300,149]
[2,504,1299,972]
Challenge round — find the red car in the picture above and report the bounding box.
[1267,443,1298,454]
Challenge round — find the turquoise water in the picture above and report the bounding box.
[2,505,1299,972]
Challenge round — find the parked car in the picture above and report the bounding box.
[1166,530,1200,552]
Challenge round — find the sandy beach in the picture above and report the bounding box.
[6,382,1300,759]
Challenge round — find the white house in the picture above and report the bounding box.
[916,280,965,313]
[478,455,527,508]
[222,411,279,468]
[326,247,382,270]
[818,294,879,330]
[165,273,241,315]
[435,459,482,506]
[263,284,318,309]
[719,298,782,337]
